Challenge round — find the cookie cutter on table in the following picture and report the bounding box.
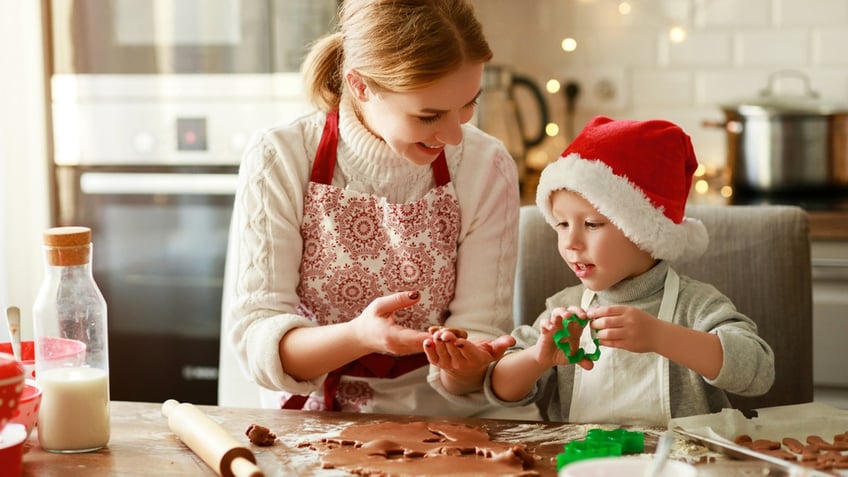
[586,428,645,454]
[553,314,601,364]
[556,428,645,469]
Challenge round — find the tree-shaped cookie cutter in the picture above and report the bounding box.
[556,428,645,469]
[553,314,601,364]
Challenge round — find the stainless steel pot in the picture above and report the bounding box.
[706,70,848,192]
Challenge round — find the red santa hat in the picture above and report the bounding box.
[535,116,708,262]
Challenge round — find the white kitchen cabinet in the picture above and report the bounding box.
[812,241,848,388]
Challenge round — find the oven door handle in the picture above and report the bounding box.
[80,172,238,195]
[812,258,848,281]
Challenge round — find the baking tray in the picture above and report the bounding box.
[669,402,848,477]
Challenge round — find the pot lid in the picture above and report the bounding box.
[721,70,848,115]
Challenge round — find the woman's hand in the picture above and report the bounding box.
[424,331,515,371]
[280,290,429,381]
[424,331,516,394]
[353,291,431,356]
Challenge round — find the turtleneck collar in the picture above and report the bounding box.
[595,260,669,304]
[336,98,431,183]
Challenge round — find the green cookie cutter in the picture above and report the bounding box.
[556,439,621,468]
[556,428,645,470]
[586,428,645,454]
[553,314,601,364]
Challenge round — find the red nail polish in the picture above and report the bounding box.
[408,291,420,300]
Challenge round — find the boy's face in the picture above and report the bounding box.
[550,190,656,292]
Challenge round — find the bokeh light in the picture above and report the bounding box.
[561,38,578,52]
[669,25,687,43]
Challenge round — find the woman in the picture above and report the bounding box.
[222,0,540,420]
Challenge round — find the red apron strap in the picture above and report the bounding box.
[312,110,449,187]
[281,394,309,410]
[282,352,429,411]
[310,109,340,184]
[430,150,450,187]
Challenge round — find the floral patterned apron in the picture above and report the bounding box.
[281,109,460,412]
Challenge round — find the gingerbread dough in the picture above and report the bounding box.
[553,315,600,364]
[245,423,277,446]
[299,421,538,476]
[564,320,583,357]
[428,325,468,339]
[734,432,848,471]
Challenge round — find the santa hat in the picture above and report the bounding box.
[535,116,708,262]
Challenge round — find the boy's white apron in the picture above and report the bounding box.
[568,268,680,426]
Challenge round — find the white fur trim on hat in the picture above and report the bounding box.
[536,153,709,262]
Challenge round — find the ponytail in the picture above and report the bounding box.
[301,32,344,112]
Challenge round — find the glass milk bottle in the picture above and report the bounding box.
[33,226,110,453]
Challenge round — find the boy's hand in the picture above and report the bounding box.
[535,306,594,370]
[588,305,660,353]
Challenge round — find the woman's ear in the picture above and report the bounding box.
[344,70,370,102]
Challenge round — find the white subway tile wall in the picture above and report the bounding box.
[814,28,848,65]
[470,0,848,168]
[777,0,848,27]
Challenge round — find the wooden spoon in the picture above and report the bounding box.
[4,306,22,361]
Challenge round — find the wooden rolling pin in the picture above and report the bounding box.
[162,399,264,477]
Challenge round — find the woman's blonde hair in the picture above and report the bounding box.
[302,0,493,112]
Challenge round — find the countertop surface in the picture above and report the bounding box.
[19,401,829,476]
[806,210,848,241]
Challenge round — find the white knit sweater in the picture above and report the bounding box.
[222,100,534,416]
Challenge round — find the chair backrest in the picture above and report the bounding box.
[514,204,813,413]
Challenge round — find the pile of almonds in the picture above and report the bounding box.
[734,432,848,472]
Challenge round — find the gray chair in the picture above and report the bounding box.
[514,204,813,415]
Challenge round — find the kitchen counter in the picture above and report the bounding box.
[807,210,848,241]
[20,401,818,476]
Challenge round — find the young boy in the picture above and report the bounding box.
[483,116,775,425]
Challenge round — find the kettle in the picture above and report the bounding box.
[474,65,550,187]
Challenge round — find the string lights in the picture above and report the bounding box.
[560,0,699,54]
[530,0,709,175]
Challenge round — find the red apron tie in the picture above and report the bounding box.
[282,353,429,411]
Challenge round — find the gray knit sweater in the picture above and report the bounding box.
[483,260,775,422]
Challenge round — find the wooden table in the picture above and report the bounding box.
[20,401,798,476]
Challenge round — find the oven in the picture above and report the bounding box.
[44,0,334,404]
[55,165,237,403]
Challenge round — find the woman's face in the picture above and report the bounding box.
[346,62,484,165]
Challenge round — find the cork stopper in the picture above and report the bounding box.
[43,226,92,266]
